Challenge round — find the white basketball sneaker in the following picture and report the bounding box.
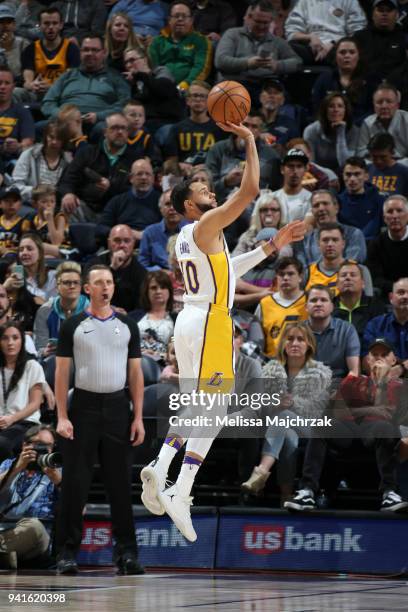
[160,484,197,542]
[140,458,167,516]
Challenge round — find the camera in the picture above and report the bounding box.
[27,444,63,472]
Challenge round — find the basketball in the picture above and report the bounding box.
[207,81,251,125]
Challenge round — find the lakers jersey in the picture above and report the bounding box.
[305,262,339,296]
[175,222,235,310]
[259,293,307,358]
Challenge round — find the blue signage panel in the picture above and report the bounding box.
[216,514,408,573]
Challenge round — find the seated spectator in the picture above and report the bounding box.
[123,100,161,166]
[159,337,179,385]
[148,1,212,92]
[0,187,31,259]
[367,195,408,299]
[241,322,332,503]
[240,227,291,289]
[136,270,175,361]
[304,223,373,296]
[285,138,335,192]
[285,336,407,513]
[0,5,28,85]
[105,11,143,73]
[191,0,237,43]
[0,424,61,569]
[41,34,131,140]
[333,260,385,340]
[270,148,312,225]
[354,0,405,83]
[259,79,300,150]
[311,37,373,125]
[17,234,57,305]
[138,189,186,271]
[0,67,35,169]
[255,256,307,359]
[232,189,283,257]
[295,190,366,267]
[12,120,71,202]
[0,321,45,463]
[56,104,88,153]
[97,158,161,241]
[110,0,169,38]
[166,234,185,314]
[189,165,213,189]
[304,92,359,175]
[367,133,408,197]
[305,284,360,381]
[356,83,408,163]
[52,0,107,42]
[58,112,140,223]
[33,261,88,358]
[123,47,184,129]
[21,7,80,103]
[15,0,44,41]
[87,224,147,313]
[2,263,40,332]
[338,156,385,240]
[215,0,302,104]
[29,185,68,259]
[362,277,408,367]
[284,0,366,65]
[163,80,224,162]
[205,111,281,202]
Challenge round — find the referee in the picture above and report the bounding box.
[55,264,145,575]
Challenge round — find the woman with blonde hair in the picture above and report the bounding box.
[241,322,332,504]
[105,12,143,72]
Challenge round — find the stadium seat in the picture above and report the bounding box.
[69,223,99,257]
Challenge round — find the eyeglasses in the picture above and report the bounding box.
[59,280,81,287]
[124,57,143,64]
[260,207,280,213]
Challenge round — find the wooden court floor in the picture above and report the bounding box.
[0,569,407,611]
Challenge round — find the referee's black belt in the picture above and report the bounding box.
[74,388,127,400]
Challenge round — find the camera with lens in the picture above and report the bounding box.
[27,443,63,472]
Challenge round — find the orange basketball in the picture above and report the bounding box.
[207,81,251,125]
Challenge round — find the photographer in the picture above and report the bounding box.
[0,424,61,569]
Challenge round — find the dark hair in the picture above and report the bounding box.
[343,156,367,171]
[84,264,112,284]
[367,132,395,152]
[140,271,174,312]
[0,322,28,393]
[42,119,62,152]
[18,233,47,288]
[24,424,56,443]
[0,65,14,80]
[374,82,400,99]
[39,7,63,22]
[169,1,192,17]
[170,177,196,215]
[338,259,363,278]
[276,256,303,276]
[311,189,338,207]
[81,33,105,48]
[317,222,345,240]
[318,91,353,135]
[306,283,334,302]
[250,0,275,13]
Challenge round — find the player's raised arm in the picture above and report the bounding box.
[195,122,259,242]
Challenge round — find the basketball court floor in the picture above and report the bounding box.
[0,569,407,611]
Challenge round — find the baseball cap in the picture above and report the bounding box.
[368,338,395,353]
[282,148,309,166]
[261,79,285,94]
[373,0,398,8]
[255,227,278,243]
[0,187,22,200]
[0,5,16,20]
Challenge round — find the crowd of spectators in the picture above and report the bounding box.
[1,0,408,550]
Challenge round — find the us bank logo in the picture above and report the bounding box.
[242,524,364,555]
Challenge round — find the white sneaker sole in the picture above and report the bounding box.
[140,466,165,516]
[381,501,408,512]
[161,495,197,542]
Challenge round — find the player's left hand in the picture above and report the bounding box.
[130,418,145,446]
[268,220,306,254]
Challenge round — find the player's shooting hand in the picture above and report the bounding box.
[216,121,253,140]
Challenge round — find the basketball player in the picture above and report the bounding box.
[141,121,305,541]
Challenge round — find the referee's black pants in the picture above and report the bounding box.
[56,389,137,561]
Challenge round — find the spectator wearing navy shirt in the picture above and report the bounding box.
[367,133,408,197]
[259,79,300,150]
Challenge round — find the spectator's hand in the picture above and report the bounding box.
[68,36,79,47]
[132,229,143,242]
[42,467,62,485]
[3,138,20,155]
[247,55,273,69]
[207,32,220,42]
[111,249,127,270]
[3,272,24,291]
[224,166,243,187]
[309,34,324,55]
[43,205,54,222]
[82,112,97,125]
[279,393,293,410]
[315,42,334,62]
[372,359,392,384]
[14,443,37,472]
[0,414,15,430]
[43,342,57,358]
[95,177,110,192]
[122,70,134,81]
[61,193,79,214]
[57,417,74,440]
[130,417,145,446]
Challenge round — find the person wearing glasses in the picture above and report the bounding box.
[33,261,89,359]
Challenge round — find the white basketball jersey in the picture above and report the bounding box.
[175,222,235,309]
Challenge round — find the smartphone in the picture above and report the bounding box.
[259,49,270,58]
[84,167,104,182]
[47,338,58,348]
[14,264,24,280]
